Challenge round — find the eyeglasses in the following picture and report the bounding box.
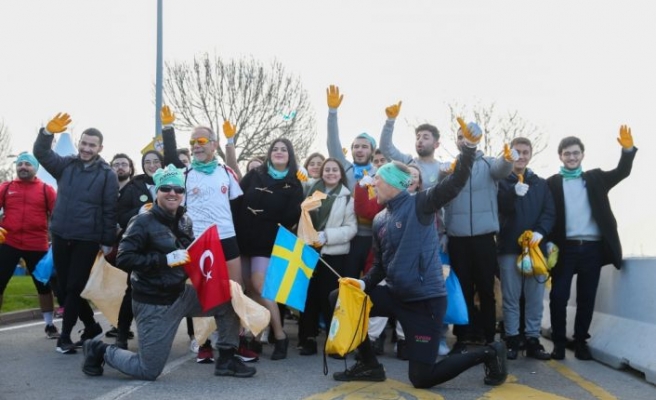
[158,185,185,194]
[189,137,212,146]
[112,162,129,168]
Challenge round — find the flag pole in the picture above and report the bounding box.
[318,256,342,279]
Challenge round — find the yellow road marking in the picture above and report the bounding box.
[478,374,571,400]
[305,379,444,399]
[546,360,618,400]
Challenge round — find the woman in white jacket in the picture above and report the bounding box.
[298,158,357,355]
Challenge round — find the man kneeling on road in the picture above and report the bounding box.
[82,165,255,380]
[334,119,508,388]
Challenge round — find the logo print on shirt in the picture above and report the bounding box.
[396,222,402,229]
[221,184,228,194]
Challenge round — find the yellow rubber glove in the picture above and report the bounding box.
[326,85,344,109]
[617,125,634,149]
[385,101,402,119]
[0,227,6,244]
[503,143,519,162]
[296,166,309,182]
[456,117,482,146]
[223,120,236,139]
[46,113,71,134]
[518,174,524,184]
[161,105,175,126]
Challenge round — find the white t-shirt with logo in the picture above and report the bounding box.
[185,165,242,239]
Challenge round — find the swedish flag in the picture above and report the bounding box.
[262,226,319,311]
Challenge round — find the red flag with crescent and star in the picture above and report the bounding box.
[184,224,231,312]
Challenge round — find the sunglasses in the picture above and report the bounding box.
[158,185,185,194]
[189,137,212,146]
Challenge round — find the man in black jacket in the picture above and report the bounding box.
[546,126,637,360]
[81,165,256,380]
[33,113,118,354]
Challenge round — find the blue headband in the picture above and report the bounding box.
[377,163,411,191]
[15,151,39,171]
[354,132,377,151]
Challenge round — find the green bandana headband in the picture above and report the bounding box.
[153,164,185,190]
[377,163,411,191]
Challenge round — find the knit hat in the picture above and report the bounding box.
[377,162,412,191]
[354,132,377,151]
[15,151,39,171]
[153,164,185,191]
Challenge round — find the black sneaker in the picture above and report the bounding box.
[82,339,107,376]
[551,343,566,360]
[271,337,289,360]
[105,326,119,338]
[56,336,77,354]
[505,335,519,360]
[214,356,257,377]
[374,331,386,356]
[574,341,593,361]
[525,337,551,360]
[333,361,386,382]
[483,341,508,386]
[45,324,60,339]
[300,338,317,356]
[75,322,103,348]
[448,341,468,355]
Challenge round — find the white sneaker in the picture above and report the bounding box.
[438,339,450,356]
[189,338,200,354]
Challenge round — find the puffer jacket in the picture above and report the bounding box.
[317,184,357,256]
[116,204,194,305]
[117,174,154,230]
[33,130,118,245]
[362,145,475,301]
[441,151,512,237]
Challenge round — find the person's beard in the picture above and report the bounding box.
[117,173,130,182]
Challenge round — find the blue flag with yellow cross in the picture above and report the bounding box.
[262,226,319,312]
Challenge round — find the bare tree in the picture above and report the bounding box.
[0,120,13,182]
[162,54,317,163]
[447,102,548,159]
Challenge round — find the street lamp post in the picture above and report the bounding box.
[154,0,163,138]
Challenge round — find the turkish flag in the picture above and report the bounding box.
[184,224,231,312]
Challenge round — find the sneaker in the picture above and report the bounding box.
[299,338,317,356]
[189,338,200,354]
[74,322,103,348]
[45,324,60,339]
[214,356,257,377]
[333,361,386,382]
[438,338,450,356]
[505,335,519,360]
[551,343,566,360]
[115,339,128,350]
[574,341,593,361]
[374,331,386,356]
[197,344,215,364]
[56,336,77,354]
[525,337,551,360]
[82,339,107,376]
[449,341,468,355]
[395,339,408,360]
[483,341,508,386]
[54,306,65,319]
[236,343,259,362]
[105,326,119,338]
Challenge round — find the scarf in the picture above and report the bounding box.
[191,158,218,175]
[267,162,289,179]
[353,163,374,181]
[308,180,342,231]
[559,166,583,180]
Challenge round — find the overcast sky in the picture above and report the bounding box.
[1,0,654,255]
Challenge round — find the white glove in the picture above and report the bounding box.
[342,277,365,291]
[546,241,556,254]
[530,231,543,245]
[166,249,190,267]
[317,231,327,246]
[515,182,529,196]
[508,148,519,161]
[359,175,374,187]
[464,122,483,148]
[139,203,153,215]
[101,245,113,255]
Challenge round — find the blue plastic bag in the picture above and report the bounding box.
[33,247,54,284]
[444,270,468,325]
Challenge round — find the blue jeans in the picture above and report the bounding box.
[549,241,603,344]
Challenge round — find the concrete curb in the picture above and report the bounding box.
[0,308,42,325]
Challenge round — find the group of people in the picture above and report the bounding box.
[0,85,636,391]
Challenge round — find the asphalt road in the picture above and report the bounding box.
[0,313,653,400]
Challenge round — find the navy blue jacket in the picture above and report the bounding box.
[497,169,555,255]
[33,129,118,246]
[362,145,475,302]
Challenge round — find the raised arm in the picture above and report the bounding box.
[326,85,352,171]
[160,106,185,169]
[223,120,242,180]
[33,113,74,179]
[379,101,413,164]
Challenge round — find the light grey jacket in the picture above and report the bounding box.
[441,150,512,237]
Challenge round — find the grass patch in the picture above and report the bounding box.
[2,275,40,313]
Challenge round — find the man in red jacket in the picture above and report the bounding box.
[0,151,58,338]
